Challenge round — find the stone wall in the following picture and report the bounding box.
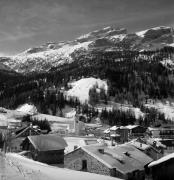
[64,148,124,178]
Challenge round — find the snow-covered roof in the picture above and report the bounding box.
[82,143,153,174]
[129,141,150,151]
[110,126,119,131]
[28,134,67,151]
[148,153,174,168]
[104,128,110,133]
[126,125,139,130]
[110,134,120,137]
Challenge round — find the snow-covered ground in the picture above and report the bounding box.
[136,26,171,38]
[145,101,174,120]
[5,153,119,180]
[110,34,126,41]
[160,59,174,69]
[65,77,108,103]
[0,108,24,128]
[32,114,75,132]
[16,103,37,115]
[6,41,92,73]
[102,101,145,119]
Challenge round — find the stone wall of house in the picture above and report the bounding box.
[64,148,123,178]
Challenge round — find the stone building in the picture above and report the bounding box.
[64,143,153,180]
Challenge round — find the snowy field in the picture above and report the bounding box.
[5,153,120,180]
[145,101,174,120]
[65,77,108,103]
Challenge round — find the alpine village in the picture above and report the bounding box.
[1,25,174,180]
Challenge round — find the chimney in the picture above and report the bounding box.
[98,148,104,154]
[124,151,130,157]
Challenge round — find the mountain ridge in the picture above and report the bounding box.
[1,25,174,74]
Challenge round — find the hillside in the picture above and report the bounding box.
[0,25,174,127]
[1,26,174,73]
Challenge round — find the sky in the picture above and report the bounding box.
[0,0,174,56]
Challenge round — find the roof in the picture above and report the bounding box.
[126,125,139,130]
[15,125,40,138]
[28,134,67,151]
[110,126,119,131]
[104,128,110,133]
[148,153,174,168]
[111,134,120,137]
[82,143,153,174]
[129,141,151,151]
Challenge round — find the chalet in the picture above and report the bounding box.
[21,134,67,164]
[64,143,153,180]
[10,125,41,152]
[104,125,143,143]
[126,125,146,139]
[148,153,174,180]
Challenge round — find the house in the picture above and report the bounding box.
[104,128,110,139]
[105,125,146,143]
[126,125,146,139]
[62,107,76,118]
[148,153,174,180]
[129,139,163,160]
[7,118,22,129]
[147,127,174,154]
[64,143,153,180]
[10,125,41,152]
[21,134,67,164]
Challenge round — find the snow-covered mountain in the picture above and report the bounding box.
[1,26,174,73]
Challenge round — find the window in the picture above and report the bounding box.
[82,160,87,171]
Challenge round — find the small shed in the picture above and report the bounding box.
[21,134,67,164]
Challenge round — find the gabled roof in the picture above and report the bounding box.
[148,153,174,168]
[104,129,110,133]
[15,126,40,138]
[28,134,67,151]
[82,143,153,174]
